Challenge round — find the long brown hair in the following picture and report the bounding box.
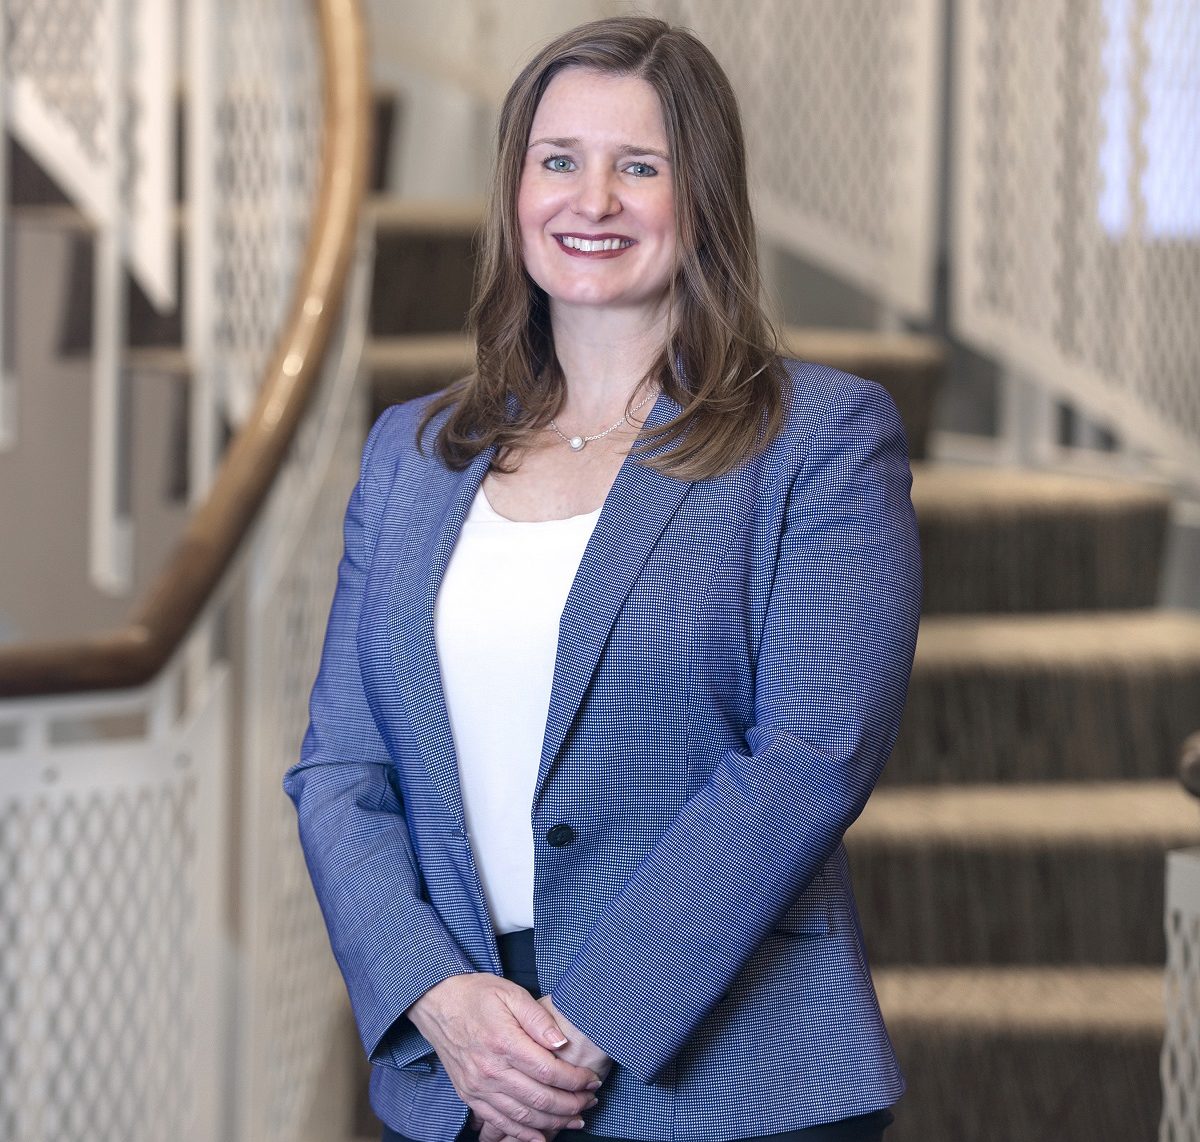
[418,15,785,480]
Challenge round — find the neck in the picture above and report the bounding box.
[550,301,670,422]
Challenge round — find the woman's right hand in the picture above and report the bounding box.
[406,973,603,1142]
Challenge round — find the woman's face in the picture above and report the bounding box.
[517,67,677,324]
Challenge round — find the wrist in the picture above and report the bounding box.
[406,971,474,1032]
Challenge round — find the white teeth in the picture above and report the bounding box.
[560,235,632,252]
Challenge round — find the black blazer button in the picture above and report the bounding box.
[546,823,576,848]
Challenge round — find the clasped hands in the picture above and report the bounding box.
[407,973,612,1142]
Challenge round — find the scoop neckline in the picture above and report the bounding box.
[475,487,603,525]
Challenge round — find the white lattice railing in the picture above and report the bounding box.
[1,0,324,591]
[189,0,323,443]
[0,0,371,1137]
[234,234,372,1142]
[0,652,231,1142]
[3,0,175,591]
[954,0,1200,485]
[4,0,175,301]
[0,224,371,1142]
[1164,848,1200,1141]
[652,0,943,321]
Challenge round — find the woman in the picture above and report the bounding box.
[286,16,921,1142]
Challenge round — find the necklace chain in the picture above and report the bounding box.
[549,390,657,452]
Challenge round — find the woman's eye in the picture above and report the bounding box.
[543,155,576,172]
[626,162,657,177]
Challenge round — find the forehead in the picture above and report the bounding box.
[529,67,668,146]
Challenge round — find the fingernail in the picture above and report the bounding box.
[586,1097,599,1108]
[586,1080,602,1091]
[570,1120,585,1130]
[548,1034,568,1048]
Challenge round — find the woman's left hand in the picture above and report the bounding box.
[536,996,611,1081]
[476,998,611,1142]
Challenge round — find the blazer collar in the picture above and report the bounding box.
[388,393,692,823]
[387,440,495,826]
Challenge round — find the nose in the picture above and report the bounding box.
[572,169,620,221]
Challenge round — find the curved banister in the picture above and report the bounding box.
[0,0,371,697]
[1182,732,1200,800]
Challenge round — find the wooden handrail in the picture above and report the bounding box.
[0,0,371,697]
[1182,732,1200,800]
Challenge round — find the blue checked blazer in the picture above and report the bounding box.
[284,359,922,1142]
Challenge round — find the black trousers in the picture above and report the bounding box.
[382,929,893,1142]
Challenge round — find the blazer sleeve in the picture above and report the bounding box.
[283,405,475,1070]
[549,380,922,1084]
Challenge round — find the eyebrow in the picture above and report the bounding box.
[527,136,671,160]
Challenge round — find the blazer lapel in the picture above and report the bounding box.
[535,394,692,800]
[387,444,495,825]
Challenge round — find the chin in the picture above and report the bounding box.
[537,275,670,314]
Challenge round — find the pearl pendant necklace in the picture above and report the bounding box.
[549,389,657,452]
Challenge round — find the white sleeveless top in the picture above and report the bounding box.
[434,485,601,933]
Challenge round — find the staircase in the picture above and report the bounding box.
[853,450,1200,1134]
[359,193,1200,1140]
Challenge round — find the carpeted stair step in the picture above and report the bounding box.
[781,327,943,460]
[912,464,1171,613]
[847,780,1199,964]
[365,333,475,421]
[369,197,482,337]
[892,610,1200,784]
[875,966,1162,1142]
[13,205,189,355]
[367,328,942,458]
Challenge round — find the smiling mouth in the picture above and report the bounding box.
[556,234,636,254]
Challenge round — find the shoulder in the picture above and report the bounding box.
[360,391,454,481]
[755,357,909,479]
[777,357,905,442]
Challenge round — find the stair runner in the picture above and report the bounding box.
[365,198,1200,1141]
[857,445,1198,1134]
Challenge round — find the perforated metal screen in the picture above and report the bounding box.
[1165,850,1200,1141]
[954,0,1200,473]
[194,0,323,428]
[236,241,374,1142]
[0,786,196,1139]
[650,0,943,318]
[0,678,229,1142]
[6,0,109,164]
[5,0,175,306]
